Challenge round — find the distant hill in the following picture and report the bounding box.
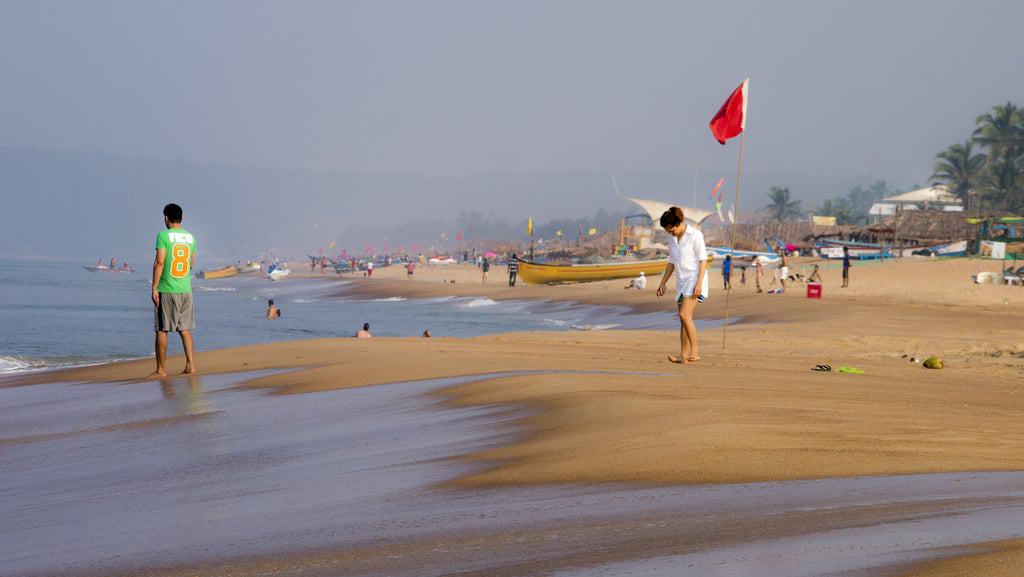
[1,146,889,263]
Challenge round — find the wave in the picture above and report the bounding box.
[290,298,316,303]
[370,296,407,302]
[462,298,497,308]
[570,323,622,331]
[0,354,133,375]
[197,286,237,292]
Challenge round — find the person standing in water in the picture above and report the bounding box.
[266,299,281,319]
[655,207,707,364]
[149,203,197,378]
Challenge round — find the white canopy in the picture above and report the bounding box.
[882,185,959,205]
[624,197,714,229]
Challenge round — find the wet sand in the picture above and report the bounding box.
[3,257,1024,575]
[4,369,1024,577]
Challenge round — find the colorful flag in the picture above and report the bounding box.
[710,178,724,199]
[527,217,534,237]
[328,241,336,249]
[587,227,597,236]
[716,200,724,221]
[556,230,563,238]
[709,78,749,145]
[456,231,463,241]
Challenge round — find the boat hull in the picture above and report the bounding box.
[517,259,669,285]
[197,266,239,279]
[83,266,135,274]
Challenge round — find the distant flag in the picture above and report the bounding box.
[587,227,597,236]
[716,200,724,221]
[328,241,336,249]
[727,207,735,224]
[456,231,463,241]
[556,229,563,238]
[710,178,725,199]
[527,217,534,237]
[709,78,749,145]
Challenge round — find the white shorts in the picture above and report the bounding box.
[675,276,708,303]
[780,266,789,279]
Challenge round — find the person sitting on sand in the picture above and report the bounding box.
[422,329,431,337]
[356,323,372,338]
[808,264,823,284]
[655,206,707,365]
[266,299,281,319]
[624,271,647,290]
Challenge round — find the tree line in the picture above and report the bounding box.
[932,101,1023,213]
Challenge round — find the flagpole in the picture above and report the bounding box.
[722,131,745,349]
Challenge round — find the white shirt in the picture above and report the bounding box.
[367,261,374,270]
[634,274,647,290]
[668,226,709,297]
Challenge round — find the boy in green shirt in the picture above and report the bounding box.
[149,203,197,378]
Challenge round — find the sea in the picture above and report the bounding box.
[0,259,678,375]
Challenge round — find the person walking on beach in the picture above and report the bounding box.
[655,207,707,364]
[779,251,789,291]
[842,246,851,288]
[755,256,764,293]
[508,254,519,287]
[722,254,732,291]
[481,258,490,284]
[356,323,372,338]
[406,261,415,278]
[149,203,197,378]
[366,260,374,277]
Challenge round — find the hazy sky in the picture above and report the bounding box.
[2,0,1022,183]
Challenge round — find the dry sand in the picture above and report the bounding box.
[6,256,1024,575]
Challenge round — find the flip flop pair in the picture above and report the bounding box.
[812,364,831,372]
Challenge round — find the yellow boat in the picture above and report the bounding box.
[516,259,669,285]
[196,265,239,279]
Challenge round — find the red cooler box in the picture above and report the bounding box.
[807,283,822,299]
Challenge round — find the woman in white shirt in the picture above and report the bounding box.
[655,207,708,364]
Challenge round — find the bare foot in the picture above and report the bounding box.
[180,366,198,375]
[146,370,168,380]
[667,355,691,364]
[686,356,702,363]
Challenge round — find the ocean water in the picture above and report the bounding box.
[0,260,678,374]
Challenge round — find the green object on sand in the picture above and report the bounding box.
[923,357,944,369]
[837,366,865,374]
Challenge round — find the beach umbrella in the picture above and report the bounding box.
[485,251,497,258]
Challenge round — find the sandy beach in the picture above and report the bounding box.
[4,257,1024,576]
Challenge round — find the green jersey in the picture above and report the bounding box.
[155,228,195,293]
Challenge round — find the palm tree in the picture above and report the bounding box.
[763,186,803,221]
[983,156,1023,212]
[931,140,986,206]
[973,102,1024,162]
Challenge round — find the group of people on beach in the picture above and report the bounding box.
[144,202,820,377]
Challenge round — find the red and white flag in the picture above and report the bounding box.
[709,78,748,145]
[710,177,725,199]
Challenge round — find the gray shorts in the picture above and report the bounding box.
[155,292,195,332]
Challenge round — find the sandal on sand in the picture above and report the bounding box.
[838,366,865,374]
[812,364,831,372]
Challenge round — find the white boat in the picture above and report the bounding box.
[267,268,290,281]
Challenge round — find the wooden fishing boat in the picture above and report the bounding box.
[196,265,239,279]
[516,259,670,285]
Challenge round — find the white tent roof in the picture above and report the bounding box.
[624,197,714,228]
[882,185,959,205]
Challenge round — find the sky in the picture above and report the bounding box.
[1,0,1022,257]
